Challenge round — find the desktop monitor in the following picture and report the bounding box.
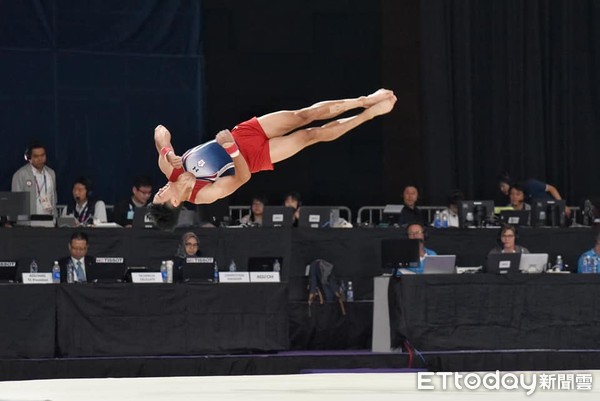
[458,200,495,228]
[531,199,566,227]
[380,239,420,274]
[0,191,30,221]
[262,206,295,228]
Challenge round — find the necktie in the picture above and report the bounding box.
[76,260,86,282]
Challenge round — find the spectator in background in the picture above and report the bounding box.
[113,175,153,227]
[497,172,570,217]
[12,141,58,217]
[62,176,107,225]
[488,224,529,255]
[57,231,95,283]
[577,232,600,273]
[283,191,302,226]
[507,183,531,211]
[398,185,424,226]
[240,196,266,226]
[404,222,437,274]
[432,190,463,228]
[173,231,202,282]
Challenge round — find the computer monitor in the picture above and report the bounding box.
[0,260,19,283]
[380,239,420,274]
[499,210,531,226]
[247,257,283,272]
[262,206,295,228]
[458,200,495,228]
[519,253,549,274]
[0,191,30,221]
[298,207,332,228]
[88,257,127,283]
[132,207,157,229]
[423,255,457,274]
[182,257,215,283]
[485,253,521,274]
[531,199,566,227]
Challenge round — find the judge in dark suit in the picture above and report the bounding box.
[57,231,95,283]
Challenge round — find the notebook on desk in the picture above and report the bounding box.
[518,253,548,274]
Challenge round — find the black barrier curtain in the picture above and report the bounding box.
[0,0,205,204]
[421,0,600,205]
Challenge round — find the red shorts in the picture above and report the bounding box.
[231,117,274,173]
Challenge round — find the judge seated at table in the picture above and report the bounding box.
[488,224,529,255]
[172,231,202,282]
[404,222,437,274]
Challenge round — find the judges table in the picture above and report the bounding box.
[2,283,288,358]
[386,274,600,351]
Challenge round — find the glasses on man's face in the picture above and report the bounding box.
[136,187,153,196]
[501,234,515,238]
[185,242,199,247]
[408,231,423,236]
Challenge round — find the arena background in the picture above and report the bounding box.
[1,0,598,214]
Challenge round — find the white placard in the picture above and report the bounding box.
[308,214,321,223]
[22,273,53,284]
[249,271,280,283]
[131,272,164,283]
[218,272,250,283]
[272,214,284,222]
[499,261,512,268]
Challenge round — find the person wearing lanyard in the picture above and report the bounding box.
[11,141,57,216]
[63,176,108,225]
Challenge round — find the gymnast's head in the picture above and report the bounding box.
[147,202,182,231]
[148,175,195,231]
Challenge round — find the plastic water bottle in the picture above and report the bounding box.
[160,260,168,283]
[433,211,441,228]
[66,260,75,283]
[228,259,237,272]
[593,257,599,274]
[346,281,354,302]
[441,212,449,228]
[273,259,281,272]
[52,261,60,283]
[213,261,219,283]
[29,259,38,273]
[554,255,564,272]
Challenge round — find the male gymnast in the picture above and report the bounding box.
[149,89,397,230]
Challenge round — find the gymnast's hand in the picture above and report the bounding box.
[167,152,183,169]
[215,129,235,149]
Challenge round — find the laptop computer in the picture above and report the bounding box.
[247,257,283,272]
[262,206,295,228]
[88,257,127,283]
[423,255,457,274]
[519,253,549,274]
[132,207,156,229]
[499,210,530,226]
[380,239,420,275]
[57,215,79,228]
[182,257,215,283]
[485,253,522,274]
[0,261,18,283]
[298,207,332,228]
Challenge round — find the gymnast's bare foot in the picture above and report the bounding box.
[362,89,395,108]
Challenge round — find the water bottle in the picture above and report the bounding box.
[592,256,598,274]
[554,255,564,272]
[273,259,281,272]
[228,259,237,272]
[66,260,75,283]
[441,212,449,228]
[52,261,60,283]
[160,260,168,283]
[433,211,441,228]
[213,261,219,283]
[346,281,354,302]
[166,260,174,283]
[29,259,38,273]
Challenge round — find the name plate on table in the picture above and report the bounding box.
[131,272,163,283]
[249,271,280,283]
[22,273,53,284]
[218,272,250,283]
